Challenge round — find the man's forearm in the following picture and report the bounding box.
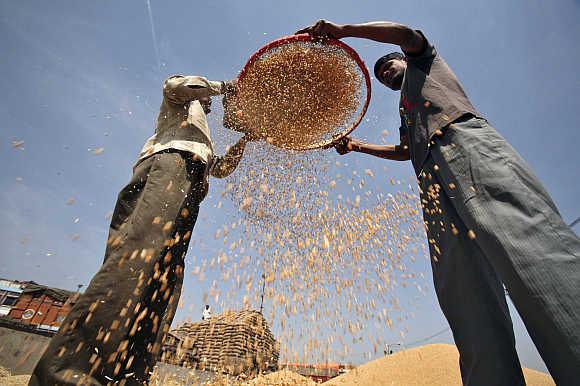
[338,22,423,53]
[351,142,410,161]
[211,138,247,178]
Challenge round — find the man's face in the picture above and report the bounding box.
[199,96,212,114]
[378,59,407,91]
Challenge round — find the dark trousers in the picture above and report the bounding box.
[420,117,580,386]
[30,151,206,385]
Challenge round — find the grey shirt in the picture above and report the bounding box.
[399,32,479,175]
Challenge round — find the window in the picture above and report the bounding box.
[1,295,19,306]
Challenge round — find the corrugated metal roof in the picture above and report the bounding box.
[22,283,75,302]
[0,285,24,293]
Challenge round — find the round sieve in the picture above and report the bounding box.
[226,34,371,150]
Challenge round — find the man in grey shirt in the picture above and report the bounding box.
[30,75,256,385]
[298,20,579,386]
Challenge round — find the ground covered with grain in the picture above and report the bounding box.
[325,344,554,386]
[0,345,555,386]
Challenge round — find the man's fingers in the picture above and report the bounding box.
[295,27,326,41]
[320,141,337,150]
[313,19,327,30]
[333,143,347,154]
[311,34,329,43]
[296,20,329,40]
[223,80,237,96]
[332,136,352,155]
[295,26,311,35]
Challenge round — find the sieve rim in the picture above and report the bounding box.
[237,33,372,151]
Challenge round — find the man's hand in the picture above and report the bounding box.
[296,19,345,40]
[333,135,410,161]
[211,133,257,178]
[334,136,355,155]
[222,79,237,96]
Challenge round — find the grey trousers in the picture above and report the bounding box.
[30,151,206,385]
[419,116,580,386]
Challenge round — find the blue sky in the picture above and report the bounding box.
[1,0,579,373]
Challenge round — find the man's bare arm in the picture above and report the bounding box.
[210,134,257,178]
[335,135,410,161]
[297,20,424,55]
[351,140,410,161]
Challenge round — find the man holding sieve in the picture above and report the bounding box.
[298,20,580,386]
[30,75,256,385]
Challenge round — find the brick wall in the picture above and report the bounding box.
[8,292,75,330]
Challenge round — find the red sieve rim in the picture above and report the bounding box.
[237,33,372,151]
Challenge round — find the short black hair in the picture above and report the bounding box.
[374,52,404,82]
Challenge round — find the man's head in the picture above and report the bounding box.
[374,52,407,90]
[205,305,210,310]
[199,96,212,114]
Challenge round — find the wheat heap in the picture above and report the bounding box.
[234,41,364,149]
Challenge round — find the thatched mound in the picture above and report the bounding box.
[161,310,279,376]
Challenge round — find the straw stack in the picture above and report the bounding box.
[161,310,279,376]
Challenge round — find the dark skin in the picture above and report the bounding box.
[199,95,212,114]
[211,131,260,178]
[297,20,426,161]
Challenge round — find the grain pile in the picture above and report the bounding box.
[324,344,555,386]
[161,310,279,376]
[245,369,315,386]
[233,41,366,149]
[0,367,30,386]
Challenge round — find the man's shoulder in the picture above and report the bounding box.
[404,31,438,74]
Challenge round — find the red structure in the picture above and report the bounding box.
[280,362,355,383]
[7,283,78,333]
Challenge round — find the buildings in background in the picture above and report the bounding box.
[1,279,351,383]
[0,278,79,334]
[0,278,26,316]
